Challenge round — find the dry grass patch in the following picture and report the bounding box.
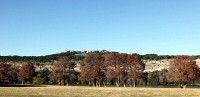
[0,86,200,97]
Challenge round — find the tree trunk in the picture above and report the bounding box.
[96,80,99,87]
[124,80,127,87]
[133,81,136,87]
[183,83,187,88]
[116,81,119,87]
[89,80,91,86]
[183,85,187,88]
[22,80,24,85]
[103,81,106,87]
[180,83,183,88]
[66,80,69,86]
[92,80,95,87]
[130,80,132,87]
[59,80,61,85]
[61,79,65,86]
[124,83,126,87]
[117,78,120,87]
[98,81,101,87]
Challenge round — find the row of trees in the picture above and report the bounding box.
[0,53,199,88]
[0,62,43,85]
[78,54,200,88]
[79,53,145,87]
[0,57,77,85]
[0,51,84,63]
[0,50,182,63]
[2,49,200,63]
[140,54,175,60]
[0,54,174,63]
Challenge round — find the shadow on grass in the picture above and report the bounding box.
[1,84,200,88]
[136,85,200,88]
[0,84,47,87]
[69,84,200,88]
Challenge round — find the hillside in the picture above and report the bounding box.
[1,50,200,72]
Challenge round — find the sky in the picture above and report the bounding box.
[0,0,200,56]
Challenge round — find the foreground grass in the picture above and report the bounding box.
[0,86,200,97]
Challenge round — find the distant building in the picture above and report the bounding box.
[75,53,86,56]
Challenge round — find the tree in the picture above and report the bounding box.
[104,53,144,87]
[127,54,145,87]
[33,68,51,84]
[119,54,129,87]
[92,54,106,87]
[18,62,36,84]
[147,71,160,85]
[146,70,168,86]
[33,74,45,84]
[38,68,51,84]
[7,64,19,84]
[79,53,105,87]
[50,56,74,86]
[78,53,94,86]
[104,53,121,87]
[159,69,168,85]
[0,64,11,84]
[166,56,199,88]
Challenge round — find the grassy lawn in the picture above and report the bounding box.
[0,86,200,97]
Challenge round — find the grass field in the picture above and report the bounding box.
[0,86,200,97]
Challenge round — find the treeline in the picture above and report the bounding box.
[2,50,200,63]
[0,53,174,63]
[1,53,200,88]
[79,53,145,87]
[79,54,200,88]
[0,51,85,63]
[0,56,55,63]
[140,54,175,60]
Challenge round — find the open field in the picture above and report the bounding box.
[0,86,200,97]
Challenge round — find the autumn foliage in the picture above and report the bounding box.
[78,53,105,86]
[0,64,18,84]
[18,62,36,84]
[2,52,200,88]
[79,53,145,87]
[105,53,144,87]
[166,56,199,88]
[50,57,75,86]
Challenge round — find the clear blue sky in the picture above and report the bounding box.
[0,0,200,56]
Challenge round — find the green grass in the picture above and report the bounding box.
[0,86,200,97]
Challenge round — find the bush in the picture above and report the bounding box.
[33,74,45,84]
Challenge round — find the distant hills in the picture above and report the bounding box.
[0,50,199,63]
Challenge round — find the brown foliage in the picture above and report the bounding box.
[127,54,145,87]
[79,53,105,86]
[104,53,144,87]
[18,62,35,84]
[166,56,199,87]
[104,53,122,86]
[79,53,144,87]
[0,64,12,83]
[50,57,74,85]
